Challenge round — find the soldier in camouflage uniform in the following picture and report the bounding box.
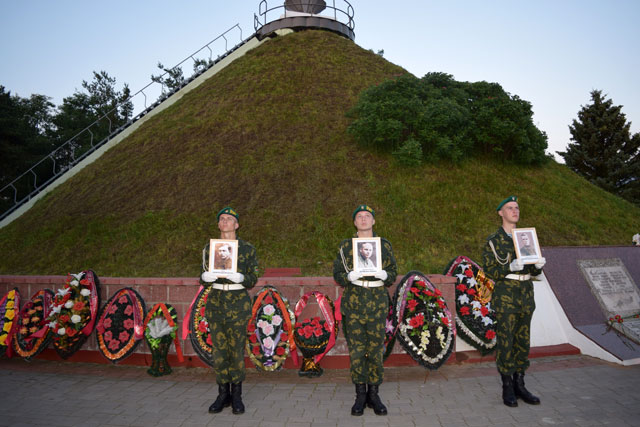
[333,205,397,416]
[201,207,259,415]
[482,196,545,407]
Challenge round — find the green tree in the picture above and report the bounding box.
[346,72,548,165]
[558,90,640,205]
[51,71,133,168]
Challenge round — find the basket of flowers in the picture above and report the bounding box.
[293,291,339,377]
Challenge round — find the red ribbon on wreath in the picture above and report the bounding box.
[80,271,100,337]
[144,303,184,363]
[249,287,298,367]
[294,291,341,366]
[182,285,204,340]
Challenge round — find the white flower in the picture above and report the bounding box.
[57,327,66,335]
[56,288,71,297]
[261,323,274,336]
[263,305,275,316]
[70,280,79,287]
[262,336,274,349]
[482,316,494,326]
[271,315,282,326]
[148,317,173,338]
[64,300,74,309]
[51,305,62,314]
[473,309,483,318]
[458,294,470,305]
[71,314,82,324]
[467,277,478,287]
[47,321,57,329]
[257,319,268,329]
[80,289,91,297]
[71,272,84,281]
[455,273,465,281]
[471,300,482,310]
[419,329,431,351]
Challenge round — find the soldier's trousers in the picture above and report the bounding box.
[341,285,388,385]
[205,288,251,385]
[495,310,533,375]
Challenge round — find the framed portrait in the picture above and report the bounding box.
[352,237,382,274]
[513,228,541,264]
[208,239,238,276]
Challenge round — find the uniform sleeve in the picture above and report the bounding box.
[333,240,350,287]
[482,237,511,282]
[381,239,398,287]
[240,243,259,290]
[199,243,210,285]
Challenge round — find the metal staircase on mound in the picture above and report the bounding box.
[0,0,355,227]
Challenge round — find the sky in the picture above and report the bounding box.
[1,0,639,161]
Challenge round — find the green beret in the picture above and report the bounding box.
[352,204,375,220]
[217,207,239,221]
[496,196,518,211]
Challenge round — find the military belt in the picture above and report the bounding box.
[352,280,384,288]
[505,273,531,281]
[212,283,244,291]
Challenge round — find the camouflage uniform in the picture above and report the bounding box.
[203,239,259,385]
[482,227,542,375]
[333,234,397,385]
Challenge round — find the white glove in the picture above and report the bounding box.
[201,272,218,283]
[347,271,361,282]
[374,270,388,281]
[228,272,244,284]
[535,257,546,269]
[509,258,524,272]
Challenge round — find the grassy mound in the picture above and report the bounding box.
[1,30,639,277]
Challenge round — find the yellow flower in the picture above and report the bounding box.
[5,310,15,321]
[6,300,14,309]
[0,335,6,345]
[3,321,12,332]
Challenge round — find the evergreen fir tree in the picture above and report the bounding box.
[558,90,640,205]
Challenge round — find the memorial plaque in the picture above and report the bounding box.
[578,258,640,317]
[578,258,640,344]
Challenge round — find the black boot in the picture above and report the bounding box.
[208,383,231,413]
[231,382,245,414]
[513,372,541,405]
[500,374,518,407]
[351,384,367,416]
[366,384,388,416]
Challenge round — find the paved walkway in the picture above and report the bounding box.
[1,355,639,427]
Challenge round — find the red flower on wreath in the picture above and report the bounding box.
[102,318,112,328]
[456,283,468,292]
[407,299,418,311]
[467,288,477,296]
[252,346,261,355]
[124,306,133,316]
[434,289,442,297]
[465,269,474,278]
[303,325,313,338]
[460,306,470,316]
[199,306,205,317]
[206,335,212,346]
[263,295,273,304]
[249,334,257,343]
[80,279,89,286]
[59,314,70,323]
[118,295,129,304]
[410,288,421,297]
[119,331,130,342]
[441,317,450,327]
[313,328,323,337]
[276,346,286,356]
[480,306,489,317]
[297,328,305,336]
[66,328,77,337]
[123,319,134,329]
[324,322,331,332]
[409,313,425,328]
[73,301,85,311]
[436,299,446,309]
[108,339,120,351]
[104,331,113,341]
[247,323,256,333]
[485,330,496,340]
[198,320,208,333]
[107,304,118,315]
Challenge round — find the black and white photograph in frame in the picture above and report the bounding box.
[352,237,382,275]
[513,228,541,264]
[208,239,238,276]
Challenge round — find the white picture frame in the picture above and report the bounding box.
[513,228,541,264]
[208,239,238,276]
[352,237,382,275]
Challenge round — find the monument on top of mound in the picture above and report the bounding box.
[254,0,355,40]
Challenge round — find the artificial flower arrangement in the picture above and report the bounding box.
[47,271,100,359]
[246,286,296,371]
[293,291,339,377]
[444,255,497,354]
[185,286,214,367]
[606,313,640,345]
[144,303,183,376]
[96,287,146,363]
[393,271,454,370]
[0,288,20,358]
[13,289,54,360]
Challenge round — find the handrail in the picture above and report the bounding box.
[1,24,248,222]
[254,0,355,33]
